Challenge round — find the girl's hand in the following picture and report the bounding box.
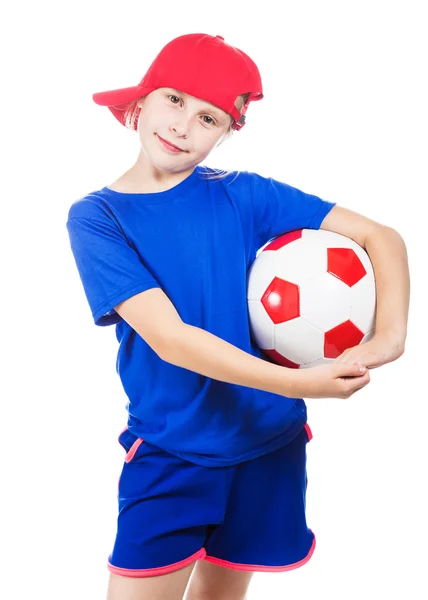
[333,332,405,370]
[289,362,371,399]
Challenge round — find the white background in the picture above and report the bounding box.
[2,1,426,598]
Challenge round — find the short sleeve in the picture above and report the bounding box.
[251,173,336,249]
[66,203,161,327]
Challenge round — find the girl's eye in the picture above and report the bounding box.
[168,95,181,105]
[202,115,216,125]
[167,95,216,126]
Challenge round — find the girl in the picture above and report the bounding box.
[66,33,408,600]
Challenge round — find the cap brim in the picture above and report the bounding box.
[92,85,151,107]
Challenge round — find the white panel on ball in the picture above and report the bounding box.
[274,237,327,285]
[247,299,275,348]
[350,274,376,333]
[307,228,359,249]
[300,273,351,331]
[247,251,276,301]
[275,318,324,364]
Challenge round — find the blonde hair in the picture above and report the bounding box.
[121,92,252,181]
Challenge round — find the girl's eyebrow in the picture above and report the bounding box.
[167,88,223,118]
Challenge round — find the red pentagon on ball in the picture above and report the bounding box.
[264,229,303,251]
[327,248,367,286]
[324,320,365,358]
[261,278,300,324]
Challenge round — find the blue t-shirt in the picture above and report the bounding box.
[66,165,336,467]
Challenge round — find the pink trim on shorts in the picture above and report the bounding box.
[124,437,144,463]
[203,530,316,573]
[117,428,144,492]
[117,427,145,463]
[304,423,313,441]
[107,548,207,578]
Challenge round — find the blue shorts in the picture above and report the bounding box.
[107,423,315,577]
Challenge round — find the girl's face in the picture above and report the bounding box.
[136,88,242,173]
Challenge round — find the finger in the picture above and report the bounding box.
[337,363,367,379]
[344,362,367,374]
[345,353,364,364]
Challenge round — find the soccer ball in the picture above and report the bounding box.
[247,229,376,368]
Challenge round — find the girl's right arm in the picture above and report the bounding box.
[114,288,370,400]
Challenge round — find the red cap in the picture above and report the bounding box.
[92,33,263,131]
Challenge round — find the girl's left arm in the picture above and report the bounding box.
[319,205,410,369]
